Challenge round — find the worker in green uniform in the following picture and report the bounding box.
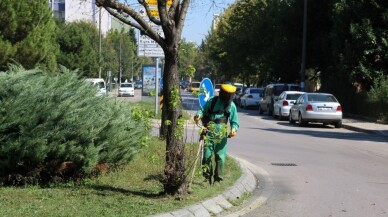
[194,83,239,184]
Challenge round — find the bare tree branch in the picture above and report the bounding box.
[96,0,164,45]
[138,0,162,25]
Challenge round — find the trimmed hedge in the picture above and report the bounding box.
[0,66,150,185]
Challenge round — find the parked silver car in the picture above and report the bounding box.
[273,91,305,119]
[289,93,343,128]
[240,88,264,109]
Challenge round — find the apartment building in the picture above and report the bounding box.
[48,0,112,34]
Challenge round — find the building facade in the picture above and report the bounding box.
[48,0,112,34]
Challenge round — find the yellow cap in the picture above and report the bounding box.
[221,84,237,93]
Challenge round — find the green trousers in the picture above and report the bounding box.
[202,137,228,182]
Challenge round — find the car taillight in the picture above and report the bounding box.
[336,106,342,111]
[248,95,253,98]
[282,101,289,106]
[306,104,313,111]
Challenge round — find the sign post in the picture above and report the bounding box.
[155,58,159,116]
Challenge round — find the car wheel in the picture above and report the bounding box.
[334,121,342,128]
[258,105,263,115]
[298,113,307,127]
[289,113,295,124]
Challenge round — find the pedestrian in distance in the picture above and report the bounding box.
[193,83,239,184]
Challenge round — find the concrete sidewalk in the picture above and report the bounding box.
[342,118,388,138]
[150,117,387,217]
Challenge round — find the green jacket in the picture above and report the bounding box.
[196,96,239,132]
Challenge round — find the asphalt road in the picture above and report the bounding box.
[228,107,388,217]
[117,89,388,216]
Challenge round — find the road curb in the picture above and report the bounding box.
[150,156,259,217]
[342,123,388,138]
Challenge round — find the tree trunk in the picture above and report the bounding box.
[161,43,186,195]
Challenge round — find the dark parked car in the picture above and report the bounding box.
[134,80,143,89]
[259,83,300,116]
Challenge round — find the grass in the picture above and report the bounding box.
[0,137,242,217]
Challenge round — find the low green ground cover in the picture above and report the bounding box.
[0,137,241,217]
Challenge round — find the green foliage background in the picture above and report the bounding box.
[56,21,100,77]
[201,0,387,120]
[0,0,58,72]
[0,66,150,183]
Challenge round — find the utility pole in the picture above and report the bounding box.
[300,0,307,91]
[119,35,122,85]
[98,7,102,79]
[131,59,134,82]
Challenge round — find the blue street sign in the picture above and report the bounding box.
[199,78,214,108]
[159,78,163,89]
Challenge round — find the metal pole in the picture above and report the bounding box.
[131,59,134,82]
[155,58,159,116]
[119,36,122,85]
[98,7,102,78]
[300,0,307,91]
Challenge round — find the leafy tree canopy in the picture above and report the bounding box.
[0,0,58,73]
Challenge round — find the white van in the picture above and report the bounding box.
[85,78,106,96]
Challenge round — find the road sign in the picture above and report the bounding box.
[138,45,164,57]
[139,8,159,17]
[198,78,214,108]
[146,0,172,6]
[159,78,163,89]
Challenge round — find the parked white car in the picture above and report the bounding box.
[273,91,305,119]
[85,78,106,96]
[289,92,343,128]
[259,83,300,116]
[240,88,264,109]
[118,83,135,97]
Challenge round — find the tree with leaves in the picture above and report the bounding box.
[56,21,100,78]
[178,39,197,80]
[103,28,140,82]
[0,0,58,73]
[94,0,213,195]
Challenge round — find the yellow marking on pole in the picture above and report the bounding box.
[160,95,163,109]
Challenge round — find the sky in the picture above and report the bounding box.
[181,0,236,45]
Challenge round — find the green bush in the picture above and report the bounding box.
[0,66,150,185]
[368,75,388,121]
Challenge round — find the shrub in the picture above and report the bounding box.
[0,66,150,185]
[368,75,388,121]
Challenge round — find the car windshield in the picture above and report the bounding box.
[250,89,263,94]
[215,84,221,89]
[121,83,132,88]
[136,81,142,85]
[286,93,302,100]
[97,82,105,88]
[308,94,338,102]
[192,83,200,88]
[273,85,288,95]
